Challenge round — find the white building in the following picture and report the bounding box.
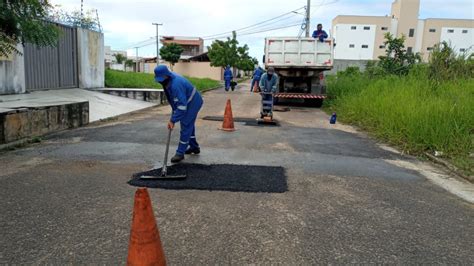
[332,0,474,61]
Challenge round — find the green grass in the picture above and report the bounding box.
[325,67,474,176]
[105,69,221,92]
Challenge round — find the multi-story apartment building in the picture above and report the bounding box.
[332,0,473,61]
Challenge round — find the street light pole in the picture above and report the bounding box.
[305,0,311,37]
[152,23,163,64]
[135,47,139,72]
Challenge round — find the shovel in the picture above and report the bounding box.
[140,128,187,180]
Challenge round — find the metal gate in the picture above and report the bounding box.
[24,24,78,91]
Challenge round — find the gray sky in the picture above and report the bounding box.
[52,0,473,62]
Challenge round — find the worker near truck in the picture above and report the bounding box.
[223,65,233,91]
[250,66,263,92]
[312,24,328,42]
[259,67,278,117]
[154,65,203,163]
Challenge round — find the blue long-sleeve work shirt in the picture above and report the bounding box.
[312,29,328,42]
[164,73,200,123]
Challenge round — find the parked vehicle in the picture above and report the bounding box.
[263,37,334,107]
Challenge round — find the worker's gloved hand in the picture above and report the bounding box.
[168,121,175,130]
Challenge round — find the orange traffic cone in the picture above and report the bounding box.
[220,99,235,131]
[253,84,260,93]
[127,188,166,266]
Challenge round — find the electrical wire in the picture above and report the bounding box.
[201,6,305,39]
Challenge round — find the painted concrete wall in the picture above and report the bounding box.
[0,45,26,95]
[334,24,377,60]
[77,28,104,89]
[142,61,223,81]
[326,59,371,75]
[440,27,474,53]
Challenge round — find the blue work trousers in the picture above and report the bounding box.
[176,96,203,155]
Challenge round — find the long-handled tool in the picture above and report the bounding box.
[140,128,187,180]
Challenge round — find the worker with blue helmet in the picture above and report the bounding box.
[154,65,203,163]
[223,65,233,91]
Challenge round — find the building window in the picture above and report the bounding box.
[409,29,415,37]
[351,26,357,30]
[379,45,385,49]
[429,28,436,32]
[460,48,466,52]
[349,44,355,48]
[407,47,413,54]
[364,26,370,30]
[381,27,388,31]
[448,29,454,33]
[462,30,468,33]
[427,47,433,51]
[361,45,369,48]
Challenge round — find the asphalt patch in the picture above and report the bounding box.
[202,116,257,123]
[128,163,287,193]
[245,120,280,127]
[274,106,290,112]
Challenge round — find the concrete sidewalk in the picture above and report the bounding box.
[0,88,158,122]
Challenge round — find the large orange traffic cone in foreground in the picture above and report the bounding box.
[127,188,166,266]
[220,99,235,131]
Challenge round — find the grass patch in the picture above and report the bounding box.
[325,66,474,176]
[105,69,221,92]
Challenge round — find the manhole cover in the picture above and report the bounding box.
[129,163,287,193]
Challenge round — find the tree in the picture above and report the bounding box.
[113,53,126,64]
[48,7,101,32]
[0,0,61,57]
[207,31,240,69]
[160,43,184,69]
[125,59,134,71]
[377,33,421,76]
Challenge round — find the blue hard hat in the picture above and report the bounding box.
[154,65,171,83]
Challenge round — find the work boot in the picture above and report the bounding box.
[185,147,200,155]
[171,154,185,163]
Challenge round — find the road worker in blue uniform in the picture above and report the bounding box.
[154,65,203,163]
[250,66,263,92]
[259,67,279,117]
[223,65,233,91]
[312,23,328,42]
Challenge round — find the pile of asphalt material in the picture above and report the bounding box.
[129,163,287,193]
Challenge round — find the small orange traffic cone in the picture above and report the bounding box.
[253,84,260,93]
[220,99,235,131]
[127,188,166,266]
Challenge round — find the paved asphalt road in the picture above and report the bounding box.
[1,83,473,264]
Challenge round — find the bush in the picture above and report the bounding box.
[326,54,474,175]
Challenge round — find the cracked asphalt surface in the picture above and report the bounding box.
[1,83,473,264]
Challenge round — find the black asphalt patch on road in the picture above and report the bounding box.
[202,116,257,123]
[128,163,288,193]
[202,116,280,127]
[246,120,280,127]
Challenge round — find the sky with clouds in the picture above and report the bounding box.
[52,0,473,62]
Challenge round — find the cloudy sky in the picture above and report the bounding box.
[52,0,473,62]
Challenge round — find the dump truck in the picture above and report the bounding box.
[263,37,334,107]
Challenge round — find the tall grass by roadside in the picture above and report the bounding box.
[326,65,473,175]
[104,69,221,92]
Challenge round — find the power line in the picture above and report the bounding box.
[204,23,303,41]
[202,6,305,39]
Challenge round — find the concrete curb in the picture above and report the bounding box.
[424,152,473,183]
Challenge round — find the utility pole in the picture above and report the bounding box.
[152,23,163,64]
[135,47,139,72]
[305,0,311,37]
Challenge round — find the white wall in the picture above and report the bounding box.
[77,28,105,89]
[414,20,425,53]
[334,24,377,60]
[440,27,474,54]
[0,44,25,95]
